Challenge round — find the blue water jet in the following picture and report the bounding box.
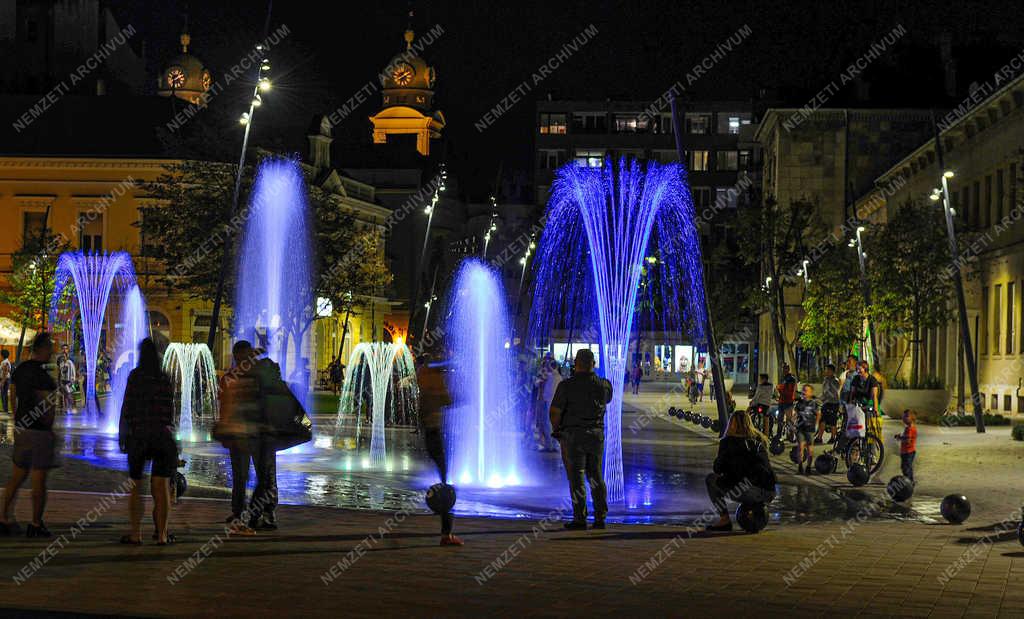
[233,157,315,405]
[443,259,529,488]
[51,251,137,422]
[103,284,149,434]
[529,158,708,502]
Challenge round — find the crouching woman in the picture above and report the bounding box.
[705,409,776,531]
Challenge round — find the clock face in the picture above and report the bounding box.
[392,62,414,86]
[201,70,212,90]
[166,66,186,89]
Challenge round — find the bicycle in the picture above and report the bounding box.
[838,403,885,476]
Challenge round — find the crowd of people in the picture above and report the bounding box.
[0,329,917,543]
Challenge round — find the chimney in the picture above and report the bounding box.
[307,115,333,175]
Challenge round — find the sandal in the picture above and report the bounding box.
[119,535,143,545]
[155,533,176,545]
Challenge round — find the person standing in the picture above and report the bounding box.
[631,363,642,395]
[839,355,858,402]
[215,341,277,534]
[816,364,840,444]
[537,358,562,452]
[58,353,76,413]
[0,333,59,538]
[549,349,613,530]
[118,338,177,545]
[794,384,821,475]
[0,349,11,414]
[415,352,463,546]
[851,361,882,439]
[895,409,917,483]
[694,361,707,402]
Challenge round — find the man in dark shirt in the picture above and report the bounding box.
[1,333,58,538]
[549,349,613,530]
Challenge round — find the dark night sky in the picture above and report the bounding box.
[107,0,1024,199]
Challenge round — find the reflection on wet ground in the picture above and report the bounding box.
[0,412,940,525]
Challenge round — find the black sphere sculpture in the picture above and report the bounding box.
[735,502,768,533]
[847,463,869,487]
[886,476,914,502]
[940,494,971,524]
[426,483,457,515]
[769,439,785,456]
[813,453,837,475]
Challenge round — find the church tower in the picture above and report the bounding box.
[369,24,445,156]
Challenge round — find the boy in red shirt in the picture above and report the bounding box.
[894,409,917,483]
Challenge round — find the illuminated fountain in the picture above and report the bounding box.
[529,158,708,501]
[51,251,137,421]
[334,342,418,466]
[234,157,315,404]
[163,343,219,442]
[443,258,528,488]
[102,284,149,434]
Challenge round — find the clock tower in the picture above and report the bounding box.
[369,27,445,156]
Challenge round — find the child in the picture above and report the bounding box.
[894,409,917,483]
[793,384,820,475]
[816,364,840,444]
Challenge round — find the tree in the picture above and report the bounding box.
[866,199,954,387]
[799,251,863,362]
[1,232,72,360]
[140,158,394,361]
[737,195,825,372]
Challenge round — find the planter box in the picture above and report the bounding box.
[883,389,951,421]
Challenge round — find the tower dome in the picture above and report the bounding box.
[380,29,437,112]
[157,32,212,105]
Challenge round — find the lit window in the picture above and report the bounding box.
[574,149,605,167]
[689,150,709,171]
[717,112,751,134]
[715,187,739,209]
[79,213,103,252]
[613,114,649,133]
[538,113,567,134]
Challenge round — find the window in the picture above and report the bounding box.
[689,150,709,172]
[994,284,1002,354]
[572,112,607,134]
[715,187,739,210]
[1008,281,1015,354]
[613,114,649,133]
[655,114,675,135]
[685,113,712,134]
[652,150,677,163]
[715,151,739,171]
[79,213,103,251]
[738,150,753,170]
[717,112,752,134]
[538,149,564,170]
[997,169,1005,223]
[985,175,993,227]
[22,211,46,244]
[574,149,605,168]
[973,181,981,227]
[538,113,566,134]
[981,286,989,355]
[691,187,712,209]
[1011,163,1018,215]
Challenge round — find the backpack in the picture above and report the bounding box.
[252,359,313,451]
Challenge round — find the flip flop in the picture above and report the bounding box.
[119,535,142,545]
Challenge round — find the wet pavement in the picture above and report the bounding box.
[0,400,944,526]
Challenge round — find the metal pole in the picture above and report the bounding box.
[207,0,274,360]
[853,227,879,368]
[669,95,729,431]
[932,111,984,431]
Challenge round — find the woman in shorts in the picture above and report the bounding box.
[118,338,177,545]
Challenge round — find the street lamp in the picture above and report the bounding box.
[420,163,446,265]
[207,34,274,354]
[482,196,498,259]
[852,224,879,368]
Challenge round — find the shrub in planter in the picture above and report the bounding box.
[1012,425,1024,441]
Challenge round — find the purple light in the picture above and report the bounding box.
[529,158,706,502]
[102,284,149,434]
[51,251,137,422]
[234,157,314,404]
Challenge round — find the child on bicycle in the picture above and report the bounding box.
[894,409,917,483]
[794,384,820,475]
[749,374,776,434]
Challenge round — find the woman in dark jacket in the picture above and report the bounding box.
[119,338,177,545]
[705,408,776,531]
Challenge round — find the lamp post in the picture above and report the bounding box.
[206,8,275,357]
[482,197,498,259]
[849,226,879,368]
[931,115,984,431]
